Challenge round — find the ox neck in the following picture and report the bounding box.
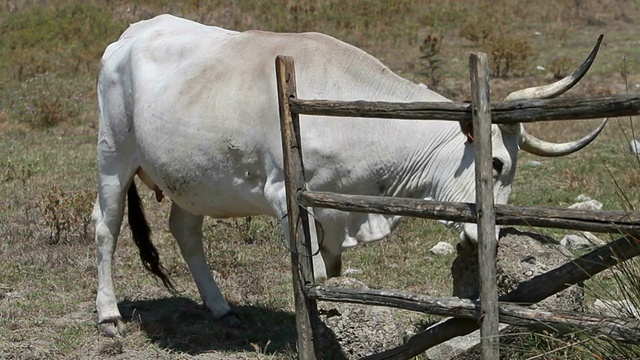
[377,121,467,201]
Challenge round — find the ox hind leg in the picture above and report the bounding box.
[168,203,239,325]
[94,159,174,337]
[93,162,136,337]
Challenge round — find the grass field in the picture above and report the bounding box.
[1,0,640,359]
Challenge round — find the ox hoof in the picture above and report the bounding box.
[98,317,127,338]
[456,240,478,256]
[314,275,328,284]
[217,311,244,329]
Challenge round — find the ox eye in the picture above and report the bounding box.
[492,158,504,176]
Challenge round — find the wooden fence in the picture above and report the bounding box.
[275,53,640,360]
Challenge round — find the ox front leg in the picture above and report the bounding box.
[279,215,328,283]
[309,217,330,282]
[168,203,240,327]
[316,224,344,279]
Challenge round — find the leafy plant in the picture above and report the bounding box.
[419,34,443,88]
[1,158,39,187]
[549,55,575,80]
[484,33,533,78]
[39,185,94,245]
[456,2,533,78]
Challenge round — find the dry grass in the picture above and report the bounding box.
[2,0,640,359]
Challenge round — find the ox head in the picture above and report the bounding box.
[441,35,606,247]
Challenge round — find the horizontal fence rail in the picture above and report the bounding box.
[290,94,640,123]
[306,285,640,344]
[299,190,640,234]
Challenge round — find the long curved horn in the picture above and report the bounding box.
[519,118,608,157]
[503,35,606,156]
[503,34,603,102]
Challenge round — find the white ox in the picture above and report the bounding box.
[93,14,605,336]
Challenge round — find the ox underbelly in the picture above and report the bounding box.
[136,167,275,218]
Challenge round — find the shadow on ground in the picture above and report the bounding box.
[117,296,346,358]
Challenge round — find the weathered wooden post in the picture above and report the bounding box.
[469,52,499,359]
[276,55,320,359]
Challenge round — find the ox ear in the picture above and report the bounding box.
[499,123,520,135]
[457,100,475,143]
[459,120,474,143]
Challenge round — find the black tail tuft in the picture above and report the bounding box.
[127,181,176,293]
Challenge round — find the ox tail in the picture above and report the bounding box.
[127,181,176,292]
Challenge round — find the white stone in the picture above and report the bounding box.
[424,320,509,359]
[630,139,640,154]
[3,291,22,299]
[575,194,592,202]
[561,234,601,249]
[568,199,602,211]
[593,299,640,319]
[527,160,543,167]
[579,231,605,246]
[430,241,454,255]
[343,268,362,276]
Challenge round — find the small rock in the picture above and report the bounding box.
[536,65,545,71]
[593,299,640,319]
[430,241,454,255]
[575,194,592,202]
[424,321,509,360]
[527,160,543,167]
[403,329,416,343]
[579,231,605,246]
[343,268,362,276]
[3,291,22,299]
[326,277,369,289]
[568,199,602,211]
[560,233,603,250]
[630,139,640,154]
[521,255,536,264]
